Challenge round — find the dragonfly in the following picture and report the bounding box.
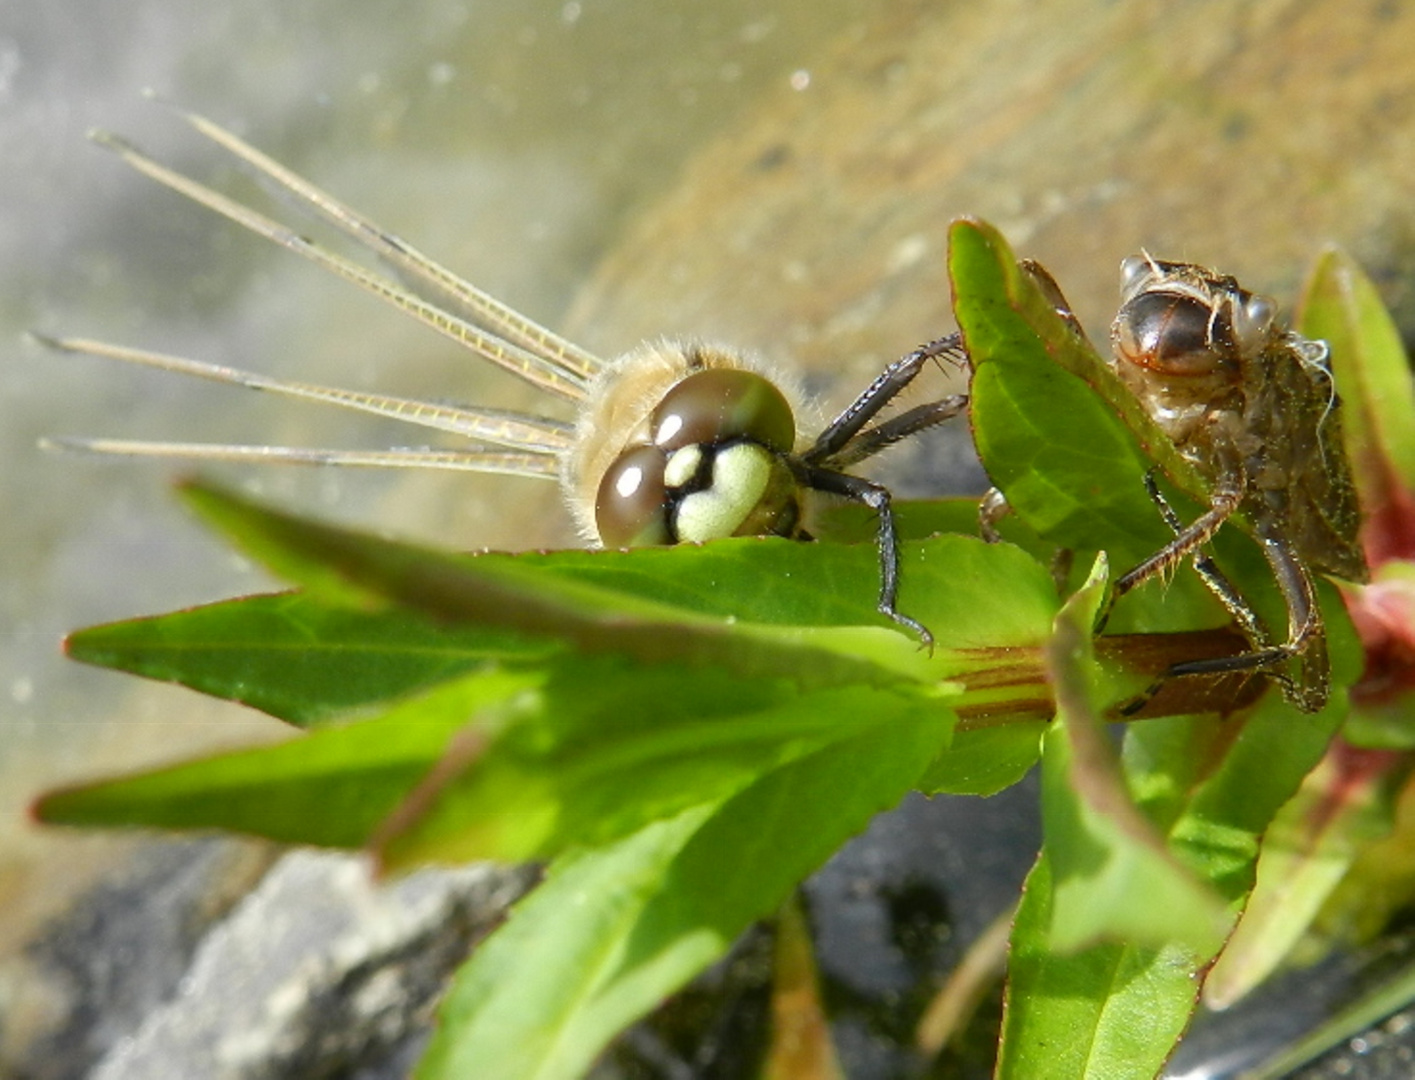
[1101,254,1367,713]
[37,105,969,645]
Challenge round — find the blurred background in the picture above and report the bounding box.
[3,0,1414,1073]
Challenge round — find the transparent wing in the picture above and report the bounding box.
[163,100,604,385]
[90,128,595,403]
[40,436,561,479]
[35,334,574,455]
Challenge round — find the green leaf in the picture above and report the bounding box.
[175,480,1061,689]
[917,722,1045,797]
[1204,743,1410,1009]
[997,558,1224,1080]
[58,481,1063,739]
[38,650,957,868]
[1164,690,1349,896]
[416,704,947,1080]
[998,572,1351,1077]
[1300,248,1415,508]
[1040,554,1227,956]
[949,218,1210,565]
[999,856,1203,1080]
[495,536,1058,660]
[66,591,555,727]
[373,672,957,871]
[35,669,544,846]
[947,218,1277,646]
[175,480,909,685]
[820,497,997,545]
[60,509,1061,730]
[37,482,1094,860]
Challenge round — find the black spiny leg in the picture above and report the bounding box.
[804,334,967,468]
[796,333,968,650]
[825,395,970,470]
[801,465,931,649]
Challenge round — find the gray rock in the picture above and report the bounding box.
[5,839,274,1080]
[87,850,531,1080]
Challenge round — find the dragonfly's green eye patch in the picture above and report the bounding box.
[596,430,800,548]
[672,441,795,542]
[596,368,803,548]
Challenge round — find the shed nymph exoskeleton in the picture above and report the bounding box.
[1100,255,1367,713]
[38,105,969,645]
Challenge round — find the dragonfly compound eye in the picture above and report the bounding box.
[650,368,796,454]
[1113,291,1237,378]
[595,444,672,547]
[595,368,803,548]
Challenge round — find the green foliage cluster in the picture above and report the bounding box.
[39,221,1415,1078]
